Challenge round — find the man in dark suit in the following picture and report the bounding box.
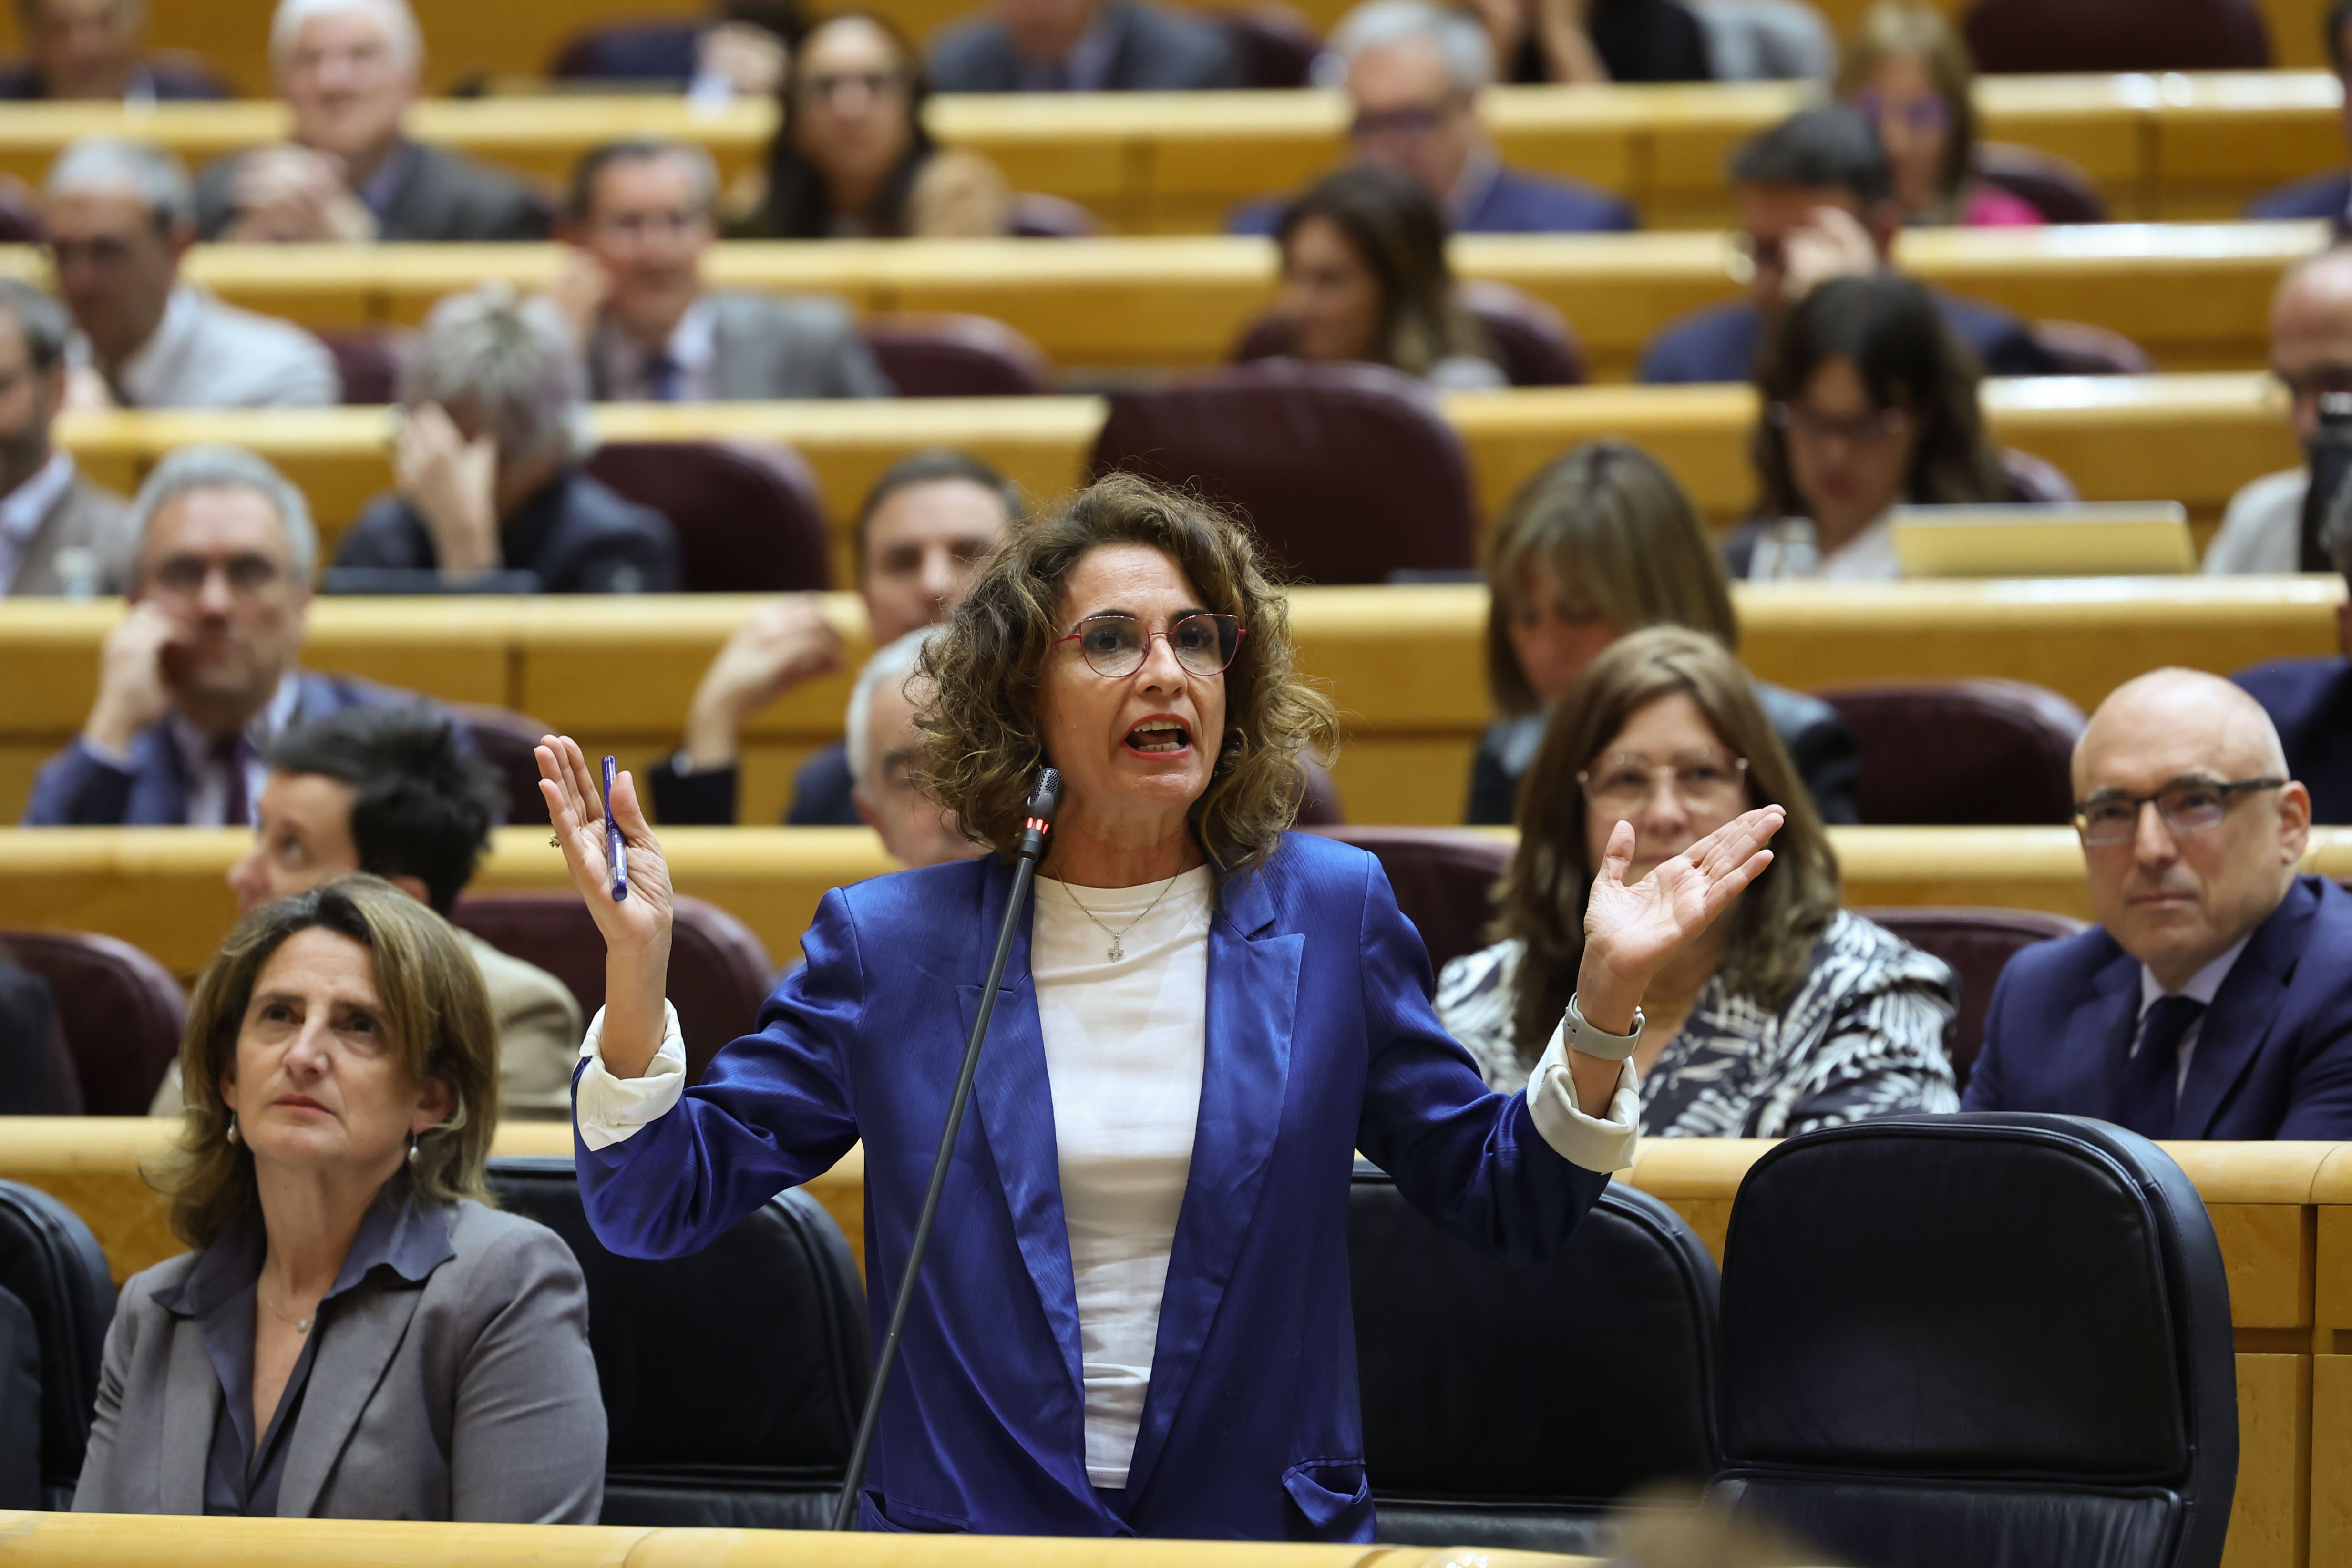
[2234,518,2352,823]
[0,0,226,102]
[1638,105,2055,384]
[0,277,130,596]
[648,449,1020,826]
[1964,669,2352,1138]
[2246,0,2352,227]
[928,0,1240,91]
[193,0,545,243]
[1229,0,1633,237]
[556,139,892,402]
[23,445,421,826]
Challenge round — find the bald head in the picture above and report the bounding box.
[2273,247,2352,441]
[2076,669,2288,796]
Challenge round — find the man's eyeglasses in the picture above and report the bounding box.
[2072,777,2287,845]
[1578,748,1750,816]
[1056,612,1243,679]
[1350,103,1451,141]
[2273,364,2352,406]
[148,554,284,598]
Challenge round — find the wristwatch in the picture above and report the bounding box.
[1562,994,1644,1063]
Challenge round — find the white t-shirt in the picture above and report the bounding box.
[1030,866,1214,1490]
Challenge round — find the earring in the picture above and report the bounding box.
[225,1112,239,1146]
[407,1130,419,1164]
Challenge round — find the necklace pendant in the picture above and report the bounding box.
[1107,939,1123,962]
[294,1318,312,1332]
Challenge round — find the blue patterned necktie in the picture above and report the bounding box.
[2112,994,2207,1138]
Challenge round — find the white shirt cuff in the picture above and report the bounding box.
[1524,1011,1642,1173]
[573,1000,687,1151]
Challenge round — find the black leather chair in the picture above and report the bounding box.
[486,1156,866,1528]
[1308,827,1511,972]
[0,1181,116,1509]
[1351,1162,1719,1553]
[1855,907,2085,1091]
[1712,1114,2237,1568]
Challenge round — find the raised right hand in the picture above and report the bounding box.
[393,403,501,579]
[538,736,674,1077]
[84,601,178,756]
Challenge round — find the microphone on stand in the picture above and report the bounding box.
[832,767,1064,1531]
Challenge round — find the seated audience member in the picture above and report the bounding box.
[847,629,986,867]
[148,705,584,1119]
[194,0,547,244]
[1437,625,1957,1129]
[733,13,1012,239]
[1638,106,2054,384]
[557,138,891,401]
[1465,0,1711,82]
[1229,0,1633,236]
[564,0,799,103]
[25,447,418,827]
[1965,670,2352,1138]
[649,448,1019,824]
[73,878,606,1520]
[1266,164,1506,391]
[1470,440,1859,826]
[927,0,1240,91]
[2237,575,2352,826]
[45,139,339,410]
[0,0,226,102]
[1729,271,2005,579]
[0,278,131,596]
[331,289,680,594]
[0,944,73,1115]
[1836,1,2040,228]
[2247,0,2352,225]
[2205,247,2352,575]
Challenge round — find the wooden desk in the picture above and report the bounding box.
[49,374,2310,584]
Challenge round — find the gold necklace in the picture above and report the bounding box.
[1059,874,1183,963]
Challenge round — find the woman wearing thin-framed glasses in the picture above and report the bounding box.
[1438,625,1959,1136]
[534,474,1785,1538]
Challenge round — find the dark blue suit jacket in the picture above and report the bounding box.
[2235,656,2352,827]
[21,671,412,826]
[2246,171,2351,224]
[575,832,1608,1538]
[1228,165,1635,236]
[1962,875,2352,1138]
[928,0,1240,91]
[1637,292,2057,383]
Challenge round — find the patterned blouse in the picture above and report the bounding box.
[1434,911,1962,1139]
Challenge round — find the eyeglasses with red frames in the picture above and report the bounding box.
[1056,612,1245,679]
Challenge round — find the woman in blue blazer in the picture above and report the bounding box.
[536,473,1784,1541]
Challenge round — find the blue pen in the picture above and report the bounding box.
[601,754,628,902]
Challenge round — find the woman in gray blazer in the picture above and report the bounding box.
[74,878,605,1521]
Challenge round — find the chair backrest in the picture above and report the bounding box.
[1816,678,2086,826]
[547,20,702,81]
[0,929,187,1116]
[1207,1,1322,86]
[452,892,775,1084]
[1713,1114,2237,1568]
[1963,0,2267,71]
[1308,828,1511,972]
[2031,321,2153,376]
[0,1181,115,1509]
[318,330,404,405]
[585,441,832,593]
[1234,288,1587,389]
[860,312,1052,397]
[1973,142,2110,224]
[1008,192,1106,237]
[1089,361,1476,584]
[446,702,556,828]
[1351,1162,1719,1554]
[485,1155,865,1528]
[1852,907,2085,1089]
[2000,447,2082,504]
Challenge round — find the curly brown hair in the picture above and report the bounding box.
[151,878,500,1251]
[1492,626,1843,1066]
[915,472,1339,874]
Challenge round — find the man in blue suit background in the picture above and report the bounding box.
[1965,668,2352,1138]
[23,444,415,826]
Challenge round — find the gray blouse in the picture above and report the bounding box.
[1435,910,1962,1138]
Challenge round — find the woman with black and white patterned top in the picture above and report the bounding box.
[1438,625,1960,1138]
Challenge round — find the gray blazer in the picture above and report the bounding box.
[73,1199,606,1523]
[591,289,893,402]
[6,474,130,596]
[196,142,550,244]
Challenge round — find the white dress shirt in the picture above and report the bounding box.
[0,452,77,594]
[2136,935,2255,1093]
[1744,513,1902,581]
[594,297,717,402]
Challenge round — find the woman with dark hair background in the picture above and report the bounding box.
[733,12,1009,238]
[1732,271,2006,580]
[1267,163,1506,389]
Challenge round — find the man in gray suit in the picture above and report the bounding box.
[44,138,340,410]
[0,277,130,595]
[194,0,547,244]
[556,138,892,402]
[928,0,1241,90]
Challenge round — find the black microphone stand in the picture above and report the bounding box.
[832,768,1064,1530]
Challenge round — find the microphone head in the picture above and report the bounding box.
[1027,767,1064,824]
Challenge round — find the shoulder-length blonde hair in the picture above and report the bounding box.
[1493,626,1843,1065]
[1484,440,1738,718]
[153,877,501,1251]
[1835,0,1981,215]
[916,472,1340,875]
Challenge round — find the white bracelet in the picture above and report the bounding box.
[1563,993,1644,1063]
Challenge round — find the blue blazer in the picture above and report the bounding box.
[1227,166,1635,237]
[22,671,411,826]
[1636,293,2056,384]
[575,832,1608,1539]
[2235,656,2352,827]
[1962,875,2352,1138]
[2245,170,2351,224]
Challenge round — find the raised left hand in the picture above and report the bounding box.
[1576,806,1784,1031]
